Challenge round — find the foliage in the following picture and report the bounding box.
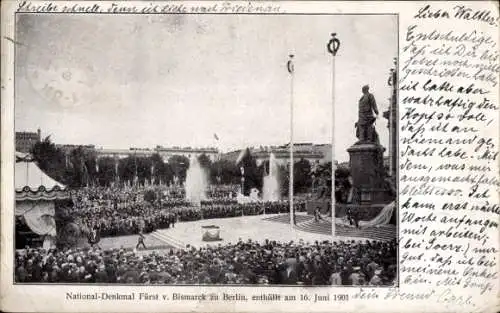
[294,158,312,193]
[168,155,190,183]
[209,159,240,185]
[198,153,212,169]
[67,146,97,187]
[96,157,117,186]
[238,149,263,195]
[30,140,355,194]
[31,136,68,184]
[143,189,157,203]
[151,153,173,186]
[278,163,289,196]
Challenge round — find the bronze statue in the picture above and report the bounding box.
[355,85,380,144]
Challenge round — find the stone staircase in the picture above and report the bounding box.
[149,230,186,250]
[264,214,396,241]
[263,214,312,224]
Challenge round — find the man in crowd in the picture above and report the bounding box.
[136,232,147,250]
[314,206,324,223]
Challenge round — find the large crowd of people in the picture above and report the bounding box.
[15,239,397,285]
[66,186,306,238]
[16,184,397,286]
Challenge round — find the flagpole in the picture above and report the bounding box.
[214,134,222,184]
[388,67,394,177]
[114,157,119,187]
[95,159,99,187]
[134,150,138,187]
[388,57,397,178]
[288,54,295,227]
[327,33,340,239]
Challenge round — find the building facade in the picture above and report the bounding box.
[94,146,219,162]
[222,143,328,166]
[155,146,219,162]
[15,129,41,153]
[56,144,96,154]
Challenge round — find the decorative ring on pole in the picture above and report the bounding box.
[388,69,394,86]
[287,54,295,74]
[327,33,340,56]
[392,58,398,86]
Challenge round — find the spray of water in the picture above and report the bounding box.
[185,156,207,206]
[262,153,280,201]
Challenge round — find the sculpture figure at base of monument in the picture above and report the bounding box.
[355,85,380,145]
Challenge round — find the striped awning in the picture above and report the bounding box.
[15,152,68,201]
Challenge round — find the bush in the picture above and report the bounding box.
[143,189,157,203]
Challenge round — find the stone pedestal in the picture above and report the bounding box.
[347,143,388,204]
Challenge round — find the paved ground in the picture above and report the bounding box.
[151,213,370,249]
[97,213,395,253]
[98,234,175,252]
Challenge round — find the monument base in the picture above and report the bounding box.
[347,143,391,205]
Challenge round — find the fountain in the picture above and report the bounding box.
[185,156,207,206]
[262,153,280,201]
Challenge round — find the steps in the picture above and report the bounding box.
[296,219,333,235]
[264,213,396,241]
[149,230,186,250]
[296,219,396,241]
[336,225,396,241]
[263,214,313,224]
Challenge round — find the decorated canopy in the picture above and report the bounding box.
[15,152,68,201]
[15,152,68,247]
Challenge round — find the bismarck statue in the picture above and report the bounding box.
[355,85,380,145]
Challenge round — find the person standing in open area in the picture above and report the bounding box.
[136,232,146,250]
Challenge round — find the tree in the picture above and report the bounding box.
[135,156,151,185]
[278,164,289,197]
[96,157,117,186]
[294,158,312,193]
[168,155,190,183]
[310,161,352,202]
[116,154,152,186]
[161,162,174,186]
[209,159,240,185]
[198,153,212,169]
[150,153,172,185]
[31,136,68,185]
[63,146,100,187]
[237,149,262,195]
[143,189,157,203]
[118,156,136,184]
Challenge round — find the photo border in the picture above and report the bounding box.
[11,9,400,289]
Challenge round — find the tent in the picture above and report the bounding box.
[15,152,68,249]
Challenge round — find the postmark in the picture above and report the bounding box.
[24,50,91,109]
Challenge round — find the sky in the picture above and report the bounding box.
[15,14,397,162]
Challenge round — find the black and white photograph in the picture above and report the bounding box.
[14,13,398,286]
